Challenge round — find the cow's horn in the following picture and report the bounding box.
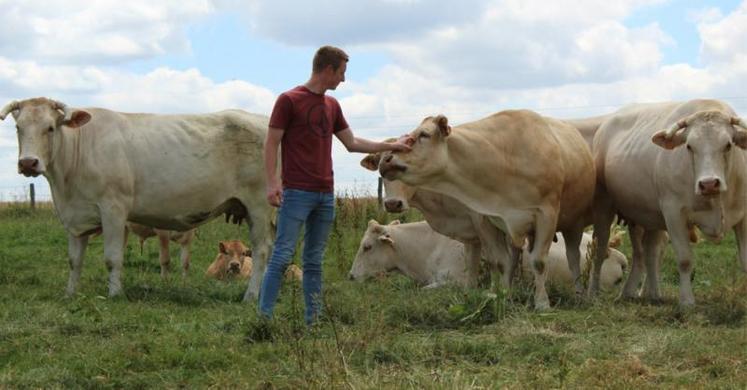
[0,100,20,120]
[663,118,688,138]
[732,117,747,130]
[50,99,73,121]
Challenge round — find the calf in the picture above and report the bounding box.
[206,240,302,282]
[126,223,195,278]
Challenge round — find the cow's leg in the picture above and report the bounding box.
[662,208,696,306]
[561,227,585,295]
[735,218,747,273]
[243,196,274,302]
[178,242,190,278]
[641,229,666,301]
[463,242,481,288]
[157,232,171,279]
[528,210,558,310]
[474,215,513,289]
[66,233,89,296]
[590,194,615,295]
[621,224,645,298]
[100,205,128,297]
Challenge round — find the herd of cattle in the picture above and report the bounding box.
[2,97,746,309]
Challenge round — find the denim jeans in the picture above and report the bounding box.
[258,188,335,324]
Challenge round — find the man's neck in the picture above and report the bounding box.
[304,78,327,95]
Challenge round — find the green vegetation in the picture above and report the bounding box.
[0,199,745,388]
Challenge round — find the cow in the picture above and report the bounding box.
[0,98,274,301]
[206,240,302,282]
[360,152,515,288]
[590,99,747,305]
[348,220,469,288]
[126,223,196,278]
[349,220,627,291]
[378,110,596,309]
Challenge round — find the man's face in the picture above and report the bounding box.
[327,62,346,90]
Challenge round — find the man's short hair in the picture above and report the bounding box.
[313,46,349,73]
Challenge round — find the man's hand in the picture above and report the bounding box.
[266,183,282,207]
[390,134,413,152]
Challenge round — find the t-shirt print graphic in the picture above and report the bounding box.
[306,103,332,138]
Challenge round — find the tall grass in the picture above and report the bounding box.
[0,197,745,388]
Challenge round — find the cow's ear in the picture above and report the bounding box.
[435,114,451,137]
[219,242,227,254]
[652,129,686,150]
[360,153,380,171]
[378,233,394,245]
[732,117,747,149]
[63,110,91,129]
[388,220,400,225]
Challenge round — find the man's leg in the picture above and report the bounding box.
[258,189,313,319]
[301,192,335,325]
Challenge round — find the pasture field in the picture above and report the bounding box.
[0,198,745,389]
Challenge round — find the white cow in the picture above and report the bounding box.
[348,220,470,288]
[360,153,515,288]
[0,98,273,301]
[349,221,627,291]
[591,99,747,305]
[126,222,196,278]
[378,110,596,309]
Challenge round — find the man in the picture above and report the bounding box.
[259,45,410,325]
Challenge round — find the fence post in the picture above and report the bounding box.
[377,177,383,210]
[29,183,35,210]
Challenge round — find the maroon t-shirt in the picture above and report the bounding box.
[269,85,349,193]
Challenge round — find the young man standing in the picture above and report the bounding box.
[259,45,410,325]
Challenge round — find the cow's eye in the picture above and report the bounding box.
[363,244,372,251]
[418,132,430,139]
[725,143,732,152]
[686,144,692,151]
[47,126,54,133]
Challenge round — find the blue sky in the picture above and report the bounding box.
[1,0,747,201]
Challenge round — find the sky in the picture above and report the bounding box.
[1,0,747,201]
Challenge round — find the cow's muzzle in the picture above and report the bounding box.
[18,158,41,177]
[384,198,406,213]
[697,177,722,196]
[228,261,241,273]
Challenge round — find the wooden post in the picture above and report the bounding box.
[29,183,35,210]
[377,177,383,210]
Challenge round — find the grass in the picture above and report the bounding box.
[0,199,745,388]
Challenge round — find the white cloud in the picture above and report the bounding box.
[0,1,215,64]
[698,1,747,65]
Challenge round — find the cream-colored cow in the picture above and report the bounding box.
[1,98,273,301]
[378,110,595,309]
[591,99,747,305]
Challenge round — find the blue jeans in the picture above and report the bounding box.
[258,188,335,324]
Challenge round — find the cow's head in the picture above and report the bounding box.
[360,151,417,213]
[652,111,747,196]
[348,219,400,281]
[378,115,451,186]
[0,98,91,177]
[218,240,252,275]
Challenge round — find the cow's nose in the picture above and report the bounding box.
[384,199,403,212]
[18,158,39,172]
[698,178,721,195]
